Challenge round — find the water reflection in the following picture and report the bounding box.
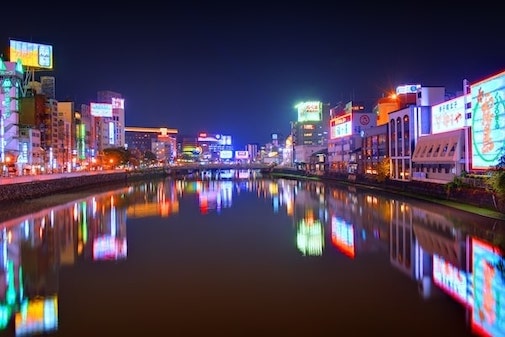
[0,176,503,336]
[0,186,130,336]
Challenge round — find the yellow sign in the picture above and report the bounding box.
[9,39,53,69]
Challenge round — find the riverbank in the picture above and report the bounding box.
[264,167,505,221]
[0,168,168,223]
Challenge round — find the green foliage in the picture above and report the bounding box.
[485,170,505,197]
[485,150,505,198]
[143,150,157,163]
[445,176,461,195]
[103,147,131,166]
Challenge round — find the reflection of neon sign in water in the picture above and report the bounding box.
[331,216,355,258]
[471,71,505,169]
[296,218,323,256]
[471,237,505,337]
[15,296,58,336]
[432,254,472,307]
[93,236,127,261]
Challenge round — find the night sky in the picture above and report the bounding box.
[1,3,503,149]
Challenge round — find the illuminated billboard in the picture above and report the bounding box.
[76,124,86,160]
[470,70,505,170]
[90,103,113,117]
[111,97,125,109]
[296,101,322,122]
[396,84,420,95]
[330,113,352,139]
[235,150,249,160]
[9,39,53,69]
[220,150,233,159]
[108,122,115,145]
[331,216,355,258]
[431,95,468,134]
[182,144,201,156]
[471,237,505,337]
[432,254,472,307]
[198,133,220,142]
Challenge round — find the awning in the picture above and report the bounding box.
[411,129,463,164]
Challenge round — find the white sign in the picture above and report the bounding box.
[90,103,113,117]
[235,150,249,159]
[431,95,468,134]
[396,84,420,95]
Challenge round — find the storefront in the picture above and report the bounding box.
[411,129,466,183]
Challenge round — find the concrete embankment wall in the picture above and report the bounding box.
[266,168,499,212]
[0,169,168,203]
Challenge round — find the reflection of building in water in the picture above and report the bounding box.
[390,200,414,277]
[198,180,233,214]
[389,200,439,300]
[0,213,63,334]
[411,207,466,269]
[0,227,23,331]
[471,237,505,337]
[432,253,472,307]
[85,193,128,262]
[388,200,470,301]
[14,295,58,336]
[126,181,180,218]
[0,186,132,335]
[292,182,327,256]
[296,209,324,256]
[331,216,355,258]
[326,187,389,257]
[21,215,59,297]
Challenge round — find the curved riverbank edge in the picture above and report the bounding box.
[264,168,505,221]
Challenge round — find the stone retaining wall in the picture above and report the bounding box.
[0,172,128,203]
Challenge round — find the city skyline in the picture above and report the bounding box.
[1,3,504,149]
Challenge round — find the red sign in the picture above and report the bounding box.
[360,115,370,125]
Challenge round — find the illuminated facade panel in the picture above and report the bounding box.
[470,70,505,170]
[296,101,322,122]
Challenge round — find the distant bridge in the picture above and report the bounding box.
[166,162,273,173]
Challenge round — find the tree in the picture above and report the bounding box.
[485,148,505,211]
[103,147,131,168]
[143,151,157,165]
[376,157,390,183]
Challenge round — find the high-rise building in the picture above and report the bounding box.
[40,76,56,99]
[327,101,376,174]
[125,127,178,164]
[79,103,96,162]
[0,60,23,174]
[96,90,125,149]
[246,143,259,162]
[57,101,76,171]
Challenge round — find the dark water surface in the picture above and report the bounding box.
[0,175,504,336]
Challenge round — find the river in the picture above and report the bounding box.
[0,172,503,336]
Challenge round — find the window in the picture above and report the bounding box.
[426,145,434,157]
[433,144,441,157]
